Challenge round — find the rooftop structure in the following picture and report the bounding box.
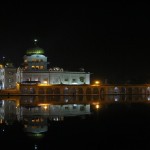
[0,39,91,89]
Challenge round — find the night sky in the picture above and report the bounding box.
[0,2,150,83]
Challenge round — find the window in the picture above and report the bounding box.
[73,104,77,109]
[32,66,35,69]
[32,59,36,62]
[80,77,85,82]
[64,78,68,81]
[35,66,39,69]
[72,79,76,82]
[65,106,69,110]
[80,106,85,111]
[40,66,44,69]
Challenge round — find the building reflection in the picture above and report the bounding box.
[21,103,91,134]
[0,97,93,136]
[0,100,16,125]
[0,94,150,136]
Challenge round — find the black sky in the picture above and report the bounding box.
[0,2,150,83]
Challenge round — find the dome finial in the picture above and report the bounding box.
[34,39,38,46]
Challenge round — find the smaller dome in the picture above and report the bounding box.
[26,46,45,55]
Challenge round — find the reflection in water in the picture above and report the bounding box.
[1,95,150,149]
[1,95,149,132]
[21,103,91,135]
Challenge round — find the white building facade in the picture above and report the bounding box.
[0,63,16,89]
[16,45,90,85]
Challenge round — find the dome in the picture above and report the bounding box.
[26,46,45,55]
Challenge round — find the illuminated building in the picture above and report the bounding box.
[16,40,90,85]
[0,63,16,89]
[0,39,91,90]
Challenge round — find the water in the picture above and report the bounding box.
[0,95,150,149]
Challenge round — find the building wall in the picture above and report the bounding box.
[20,71,90,85]
[0,68,4,89]
[23,54,48,70]
[4,68,17,89]
[0,67,16,89]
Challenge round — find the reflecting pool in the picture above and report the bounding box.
[0,95,150,149]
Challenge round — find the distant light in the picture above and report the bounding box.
[34,39,38,46]
[115,98,118,101]
[43,81,48,84]
[95,81,100,84]
[34,39,37,42]
[93,80,100,86]
[34,144,38,149]
[95,104,100,109]
[44,105,48,110]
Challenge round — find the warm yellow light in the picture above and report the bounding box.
[38,84,51,86]
[43,81,48,84]
[0,64,3,69]
[91,80,101,86]
[95,81,100,84]
[44,105,47,110]
[95,104,100,109]
[38,103,50,106]
[92,102,101,110]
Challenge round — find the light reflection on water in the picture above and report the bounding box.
[1,95,150,149]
